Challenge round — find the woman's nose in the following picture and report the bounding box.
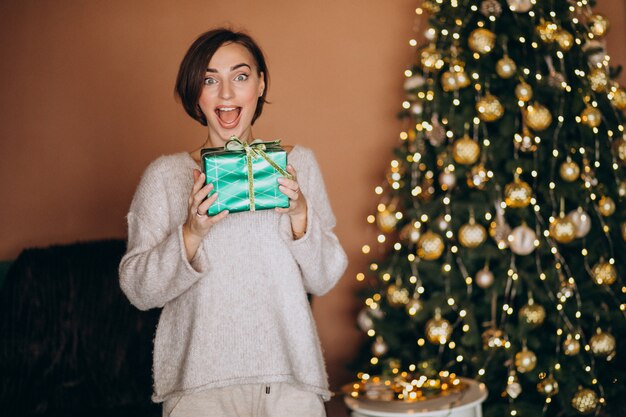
[219,81,234,100]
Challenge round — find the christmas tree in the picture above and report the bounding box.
[353,1,626,416]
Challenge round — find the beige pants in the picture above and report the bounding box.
[163,383,326,417]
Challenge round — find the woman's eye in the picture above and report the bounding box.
[235,74,249,81]
[203,78,217,85]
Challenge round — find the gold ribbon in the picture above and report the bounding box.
[225,136,292,211]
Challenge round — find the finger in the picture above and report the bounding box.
[192,181,213,204]
[197,191,218,213]
[286,164,297,180]
[279,185,299,200]
[191,170,206,195]
[211,210,229,223]
[278,177,300,192]
[275,207,290,214]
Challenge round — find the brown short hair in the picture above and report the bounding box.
[175,28,269,126]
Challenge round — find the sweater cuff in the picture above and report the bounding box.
[177,224,209,275]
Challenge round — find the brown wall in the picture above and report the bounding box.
[1,0,625,391]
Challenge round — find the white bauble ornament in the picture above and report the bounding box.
[507,0,533,13]
[424,27,437,42]
[404,75,425,91]
[372,336,389,356]
[357,309,374,332]
[475,267,494,288]
[507,381,522,399]
[582,40,608,66]
[439,171,456,191]
[508,224,537,255]
[566,207,592,238]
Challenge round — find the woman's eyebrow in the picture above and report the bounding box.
[205,63,252,73]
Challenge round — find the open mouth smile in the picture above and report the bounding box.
[215,106,242,128]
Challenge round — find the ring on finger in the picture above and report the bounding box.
[196,209,206,217]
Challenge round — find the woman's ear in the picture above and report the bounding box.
[258,72,265,97]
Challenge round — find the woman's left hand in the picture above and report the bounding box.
[276,165,308,238]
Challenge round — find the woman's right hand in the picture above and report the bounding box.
[182,169,229,261]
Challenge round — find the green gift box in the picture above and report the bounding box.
[200,137,292,215]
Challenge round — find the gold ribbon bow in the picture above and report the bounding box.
[225,136,292,211]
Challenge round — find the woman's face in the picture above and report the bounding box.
[198,42,265,146]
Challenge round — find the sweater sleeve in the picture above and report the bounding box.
[119,159,209,311]
[280,149,348,296]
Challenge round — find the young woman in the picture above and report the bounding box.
[119,28,347,417]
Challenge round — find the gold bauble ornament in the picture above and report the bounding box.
[467,163,489,189]
[537,20,558,43]
[588,67,608,92]
[519,299,546,325]
[482,328,507,349]
[496,56,517,79]
[476,93,504,122]
[490,221,512,249]
[549,215,577,244]
[514,347,537,373]
[468,28,496,54]
[425,310,452,344]
[619,180,626,197]
[421,45,444,71]
[441,69,471,92]
[571,388,599,415]
[613,136,626,163]
[524,103,552,131]
[507,0,533,13]
[441,71,459,92]
[567,207,592,238]
[515,82,533,102]
[611,87,626,110]
[559,158,580,182]
[406,297,424,316]
[377,209,398,233]
[475,267,494,288]
[481,0,503,18]
[455,70,471,89]
[621,222,626,242]
[591,261,617,286]
[514,128,538,153]
[400,222,422,243]
[386,284,410,307]
[555,29,574,51]
[589,328,616,357]
[537,375,559,397]
[508,224,537,255]
[588,14,610,39]
[563,334,581,356]
[580,105,602,128]
[459,218,487,248]
[417,231,445,260]
[452,135,481,165]
[504,177,532,208]
[421,0,441,14]
[598,195,615,216]
[372,336,389,356]
[557,278,575,300]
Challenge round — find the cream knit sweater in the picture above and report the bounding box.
[119,146,348,403]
